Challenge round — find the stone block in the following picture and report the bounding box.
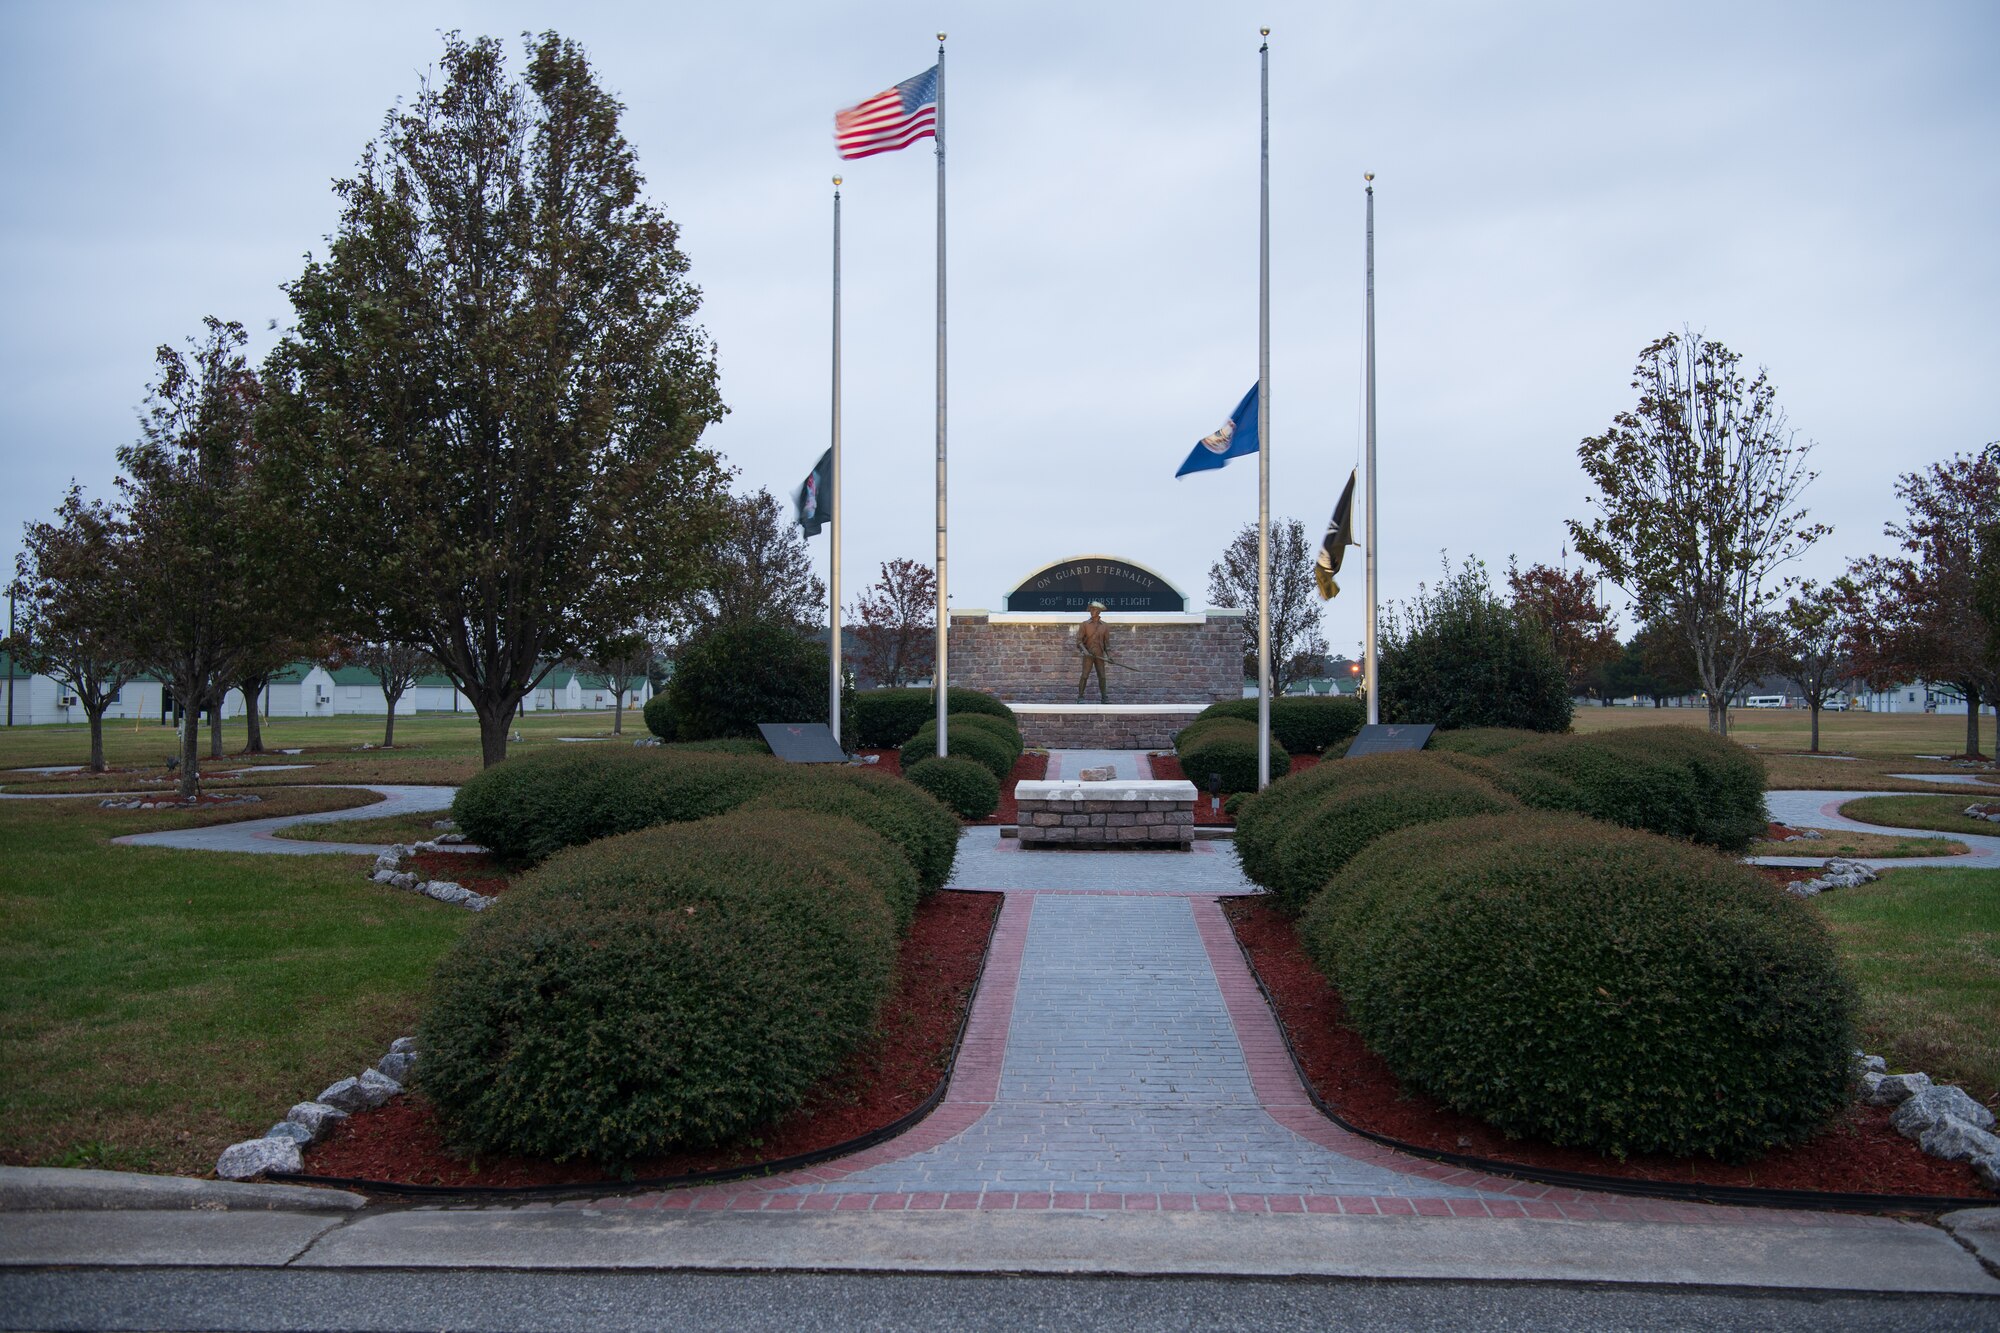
[217,1137,302,1180]
[1061,813,1091,828]
[1042,827,1075,842]
[285,1102,348,1141]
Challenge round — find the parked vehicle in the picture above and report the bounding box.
[1745,695,1788,709]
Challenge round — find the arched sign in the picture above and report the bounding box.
[1004,555,1186,613]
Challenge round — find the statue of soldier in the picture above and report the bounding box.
[1075,601,1112,703]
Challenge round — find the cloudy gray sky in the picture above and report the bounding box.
[3,1,1994,656]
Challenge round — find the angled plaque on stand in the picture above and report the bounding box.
[757,722,849,764]
[1344,723,1435,758]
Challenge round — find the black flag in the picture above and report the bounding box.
[1314,469,1358,601]
[793,448,834,538]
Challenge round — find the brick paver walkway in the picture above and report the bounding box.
[594,759,1898,1227]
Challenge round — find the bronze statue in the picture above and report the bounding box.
[1076,602,1111,703]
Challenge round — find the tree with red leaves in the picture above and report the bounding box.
[1505,560,1620,696]
[1776,580,1856,754]
[1847,449,2000,759]
[848,558,935,687]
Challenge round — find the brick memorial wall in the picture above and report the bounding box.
[948,611,1243,706]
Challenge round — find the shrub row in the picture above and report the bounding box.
[899,714,1021,783]
[1192,696,1366,756]
[852,687,1014,748]
[906,756,1001,820]
[419,810,906,1163]
[1233,753,1519,913]
[452,745,960,896]
[1298,812,1855,1160]
[1439,725,1767,851]
[1174,717,1291,794]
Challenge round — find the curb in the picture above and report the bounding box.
[0,1165,366,1213]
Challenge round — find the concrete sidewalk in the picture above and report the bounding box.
[110,784,457,856]
[2,1197,1997,1294]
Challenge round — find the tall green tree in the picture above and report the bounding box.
[6,486,140,772]
[119,318,266,797]
[670,489,825,637]
[1569,331,1827,735]
[265,31,731,766]
[1776,580,1856,754]
[1379,555,1572,732]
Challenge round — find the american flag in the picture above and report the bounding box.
[835,65,939,160]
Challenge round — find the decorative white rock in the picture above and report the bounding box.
[216,1137,302,1180]
[1078,765,1117,782]
[1892,1084,1995,1138]
[388,1036,418,1055]
[357,1067,403,1104]
[263,1121,314,1145]
[284,1101,349,1140]
[377,1050,418,1084]
[1914,1115,2000,1167]
[1861,1071,1932,1107]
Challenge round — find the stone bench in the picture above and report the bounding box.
[1013,779,1197,850]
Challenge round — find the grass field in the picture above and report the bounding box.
[272,809,450,845]
[0,712,638,793]
[1815,866,2000,1103]
[1570,706,2000,793]
[0,788,459,1175]
[1747,830,1970,859]
[1838,795,2000,839]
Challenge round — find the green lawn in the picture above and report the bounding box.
[1838,794,2000,839]
[1814,866,2000,1102]
[0,794,470,1175]
[0,712,643,793]
[273,809,450,845]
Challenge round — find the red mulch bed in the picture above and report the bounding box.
[1223,896,1991,1199]
[1755,865,1827,889]
[407,850,513,898]
[302,890,999,1189]
[1147,752,1321,825]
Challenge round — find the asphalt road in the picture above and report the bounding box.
[2,1270,1995,1332]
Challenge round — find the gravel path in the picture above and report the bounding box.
[1756,789,2000,870]
[111,785,457,856]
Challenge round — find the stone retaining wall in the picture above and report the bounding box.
[1014,707,1204,751]
[950,611,1242,705]
[1015,779,1197,850]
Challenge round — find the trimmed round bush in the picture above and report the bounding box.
[900,721,1014,782]
[905,755,1000,820]
[667,619,852,743]
[419,811,902,1162]
[642,691,678,740]
[743,766,960,905]
[452,745,790,863]
[1176,717,1291,794]
[853,687,1015,748]
[1241,752,1519,912]
[945,711,1023,760]
[1485,726,1767,851]
[1426,727,1547,757]
[1300,812,1855,1160]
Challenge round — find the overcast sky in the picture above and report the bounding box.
[3,1,1994,656]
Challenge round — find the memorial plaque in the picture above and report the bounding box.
[1005,556,1186,613]
[1344,723,1435,758]
[757,722,849,764]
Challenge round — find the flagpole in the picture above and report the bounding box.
[933,32,950,759]
[1256,28,1272,790]
[830,176,844,746]
[1363,175,1379,726]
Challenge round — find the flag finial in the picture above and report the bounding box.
[832,175,842,187]
[1260,26,1270,35]
[937,31,946,41]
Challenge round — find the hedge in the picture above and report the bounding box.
[900,720,1015,782]
[419,811,903,1162]
[1480,726,1768,851]
[665,737,770,757]
[944,711,1024,761]
[1300,812,1855,1160]
[1175,717,1291,794]
[1237,752,1519,913]
[667,619,851,744]
[740,765,960,908]
[642,691,677,741]
[1426,727,1548,757]
[853,687,1016,748]
[452,746,791,864]
[905,756,1000,821]
[1192,696,1366,755]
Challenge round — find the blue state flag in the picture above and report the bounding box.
[1175,385,1260,478]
